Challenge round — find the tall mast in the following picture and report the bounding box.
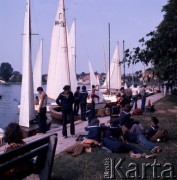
[74,18,76,74]
[63,1,71,86]
[103,45,108,92]
[108,23,111,95]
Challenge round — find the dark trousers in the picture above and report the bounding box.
[87,101,96,124]
[132,95,138,109]
[80,103,87,120]
[38,107,47,133]
[103,137,143,154]
[74,102,79,116]
[141,96,146,112]
[62,109,75,137]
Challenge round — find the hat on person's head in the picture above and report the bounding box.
[63,85,70,91]
[151,117,159,125]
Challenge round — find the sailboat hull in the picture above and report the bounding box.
[49,105,81,121]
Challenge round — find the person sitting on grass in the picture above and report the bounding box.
[145,117,159,140]
[85,118,107,142]
[102,129,156,159]
[76,118,107,142]
[121,124,162,154]
[110,104,132,127]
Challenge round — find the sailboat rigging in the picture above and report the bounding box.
[46,0,70,100]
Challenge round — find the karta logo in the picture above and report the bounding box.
[104,158,176,179]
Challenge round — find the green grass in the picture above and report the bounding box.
[51,95,177,180]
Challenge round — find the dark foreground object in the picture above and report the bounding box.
[0,133,58,180]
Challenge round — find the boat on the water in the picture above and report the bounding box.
[19,0,51,135]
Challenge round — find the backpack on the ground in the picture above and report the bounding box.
[132,108,143,115]
[150,128,168,142]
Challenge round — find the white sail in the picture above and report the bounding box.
[89,61,105,103]
[47,0,70,100]
[96,75,100,86]
[102,42,122,90]
[19,0,35,127]
[89,61,98,87]
[68,19,78,92]
[33,39,43,94]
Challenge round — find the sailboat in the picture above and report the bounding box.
[47,0,79,120]
[33,39,43,94]
[102,42,122,102]
[88,61,106,109]
[19,0,35,128]
[46,0,70,101]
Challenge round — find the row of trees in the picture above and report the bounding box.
[125,0,177,85]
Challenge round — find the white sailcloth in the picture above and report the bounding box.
[19,0,35,127]
[96,75,100,86]
[68,19,78,92]
[47,0,70,100]
[89,61,98,87]
[33,39,43,94]
[89,61,105,103]
[102,43,122,90]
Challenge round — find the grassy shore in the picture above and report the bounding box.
[51,95,177,180]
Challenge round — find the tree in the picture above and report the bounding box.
[0,62,13,82]
[125,0,177,82]
[9,71,22,82]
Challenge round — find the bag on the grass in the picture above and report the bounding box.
[150,128,168,142]
[132,108,143,115]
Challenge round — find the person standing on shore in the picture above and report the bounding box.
[131,84,139,109]
[139,84,147,113]
[74,86,80,116]
[78,85,88,121]
[56,85,75,138]
[37,87,48,134]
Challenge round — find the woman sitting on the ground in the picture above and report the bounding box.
[122,124,162,153]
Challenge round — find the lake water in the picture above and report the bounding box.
[0,85,21,129]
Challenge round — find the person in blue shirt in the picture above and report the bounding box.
[56,85,75,138]
[145,117,159,140]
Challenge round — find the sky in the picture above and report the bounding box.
[0,0,168,75]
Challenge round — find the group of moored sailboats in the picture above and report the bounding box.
[19,0,78,127]
[19,0,124,126]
